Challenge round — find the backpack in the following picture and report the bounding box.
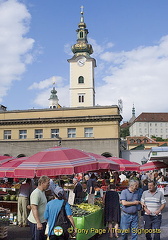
[53,201,71,237]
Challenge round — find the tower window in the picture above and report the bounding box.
[79,94,84,103]
[80,31,83,38]
[78,76,84,84]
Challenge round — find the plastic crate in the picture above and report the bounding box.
[0,226,8,239]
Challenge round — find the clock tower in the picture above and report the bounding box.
[68,6,96,107]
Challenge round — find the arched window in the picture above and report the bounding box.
[80,31,83,38]
[78,76,84,84]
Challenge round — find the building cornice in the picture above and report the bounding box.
[0,114,122,125]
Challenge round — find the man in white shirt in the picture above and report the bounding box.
[28,175,50,240]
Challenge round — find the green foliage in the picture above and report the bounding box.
[120,127,130,139]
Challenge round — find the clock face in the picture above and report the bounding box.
[77,57,86,67]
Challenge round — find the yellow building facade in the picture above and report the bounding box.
[0,106,121,157]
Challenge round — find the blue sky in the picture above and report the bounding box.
[0,0,168,121]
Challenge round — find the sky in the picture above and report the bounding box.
[0,0,168,122]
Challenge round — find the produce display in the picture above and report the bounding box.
[94,198,104,208]
[76,203,101,213]
[70,205,90,217]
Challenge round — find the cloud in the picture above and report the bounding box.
[32,86,69,108]
[29,75,69,107]
[95,35,168,121]
[0,0,34,101]
[28,76,65,90]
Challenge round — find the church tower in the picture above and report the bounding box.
[48,83,59,109]
[68,6,96,107]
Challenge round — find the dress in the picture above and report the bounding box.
[104,190,121,225]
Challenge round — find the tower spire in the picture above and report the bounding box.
[48,79,59,109]
[71,6,93,57]
[132,104,135,117]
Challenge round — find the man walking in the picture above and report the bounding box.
[28,175,50,240]
[141,180,166,240]
[120,179,142,240]
[85,175,95,205]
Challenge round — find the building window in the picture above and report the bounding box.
[80,31,83,38]
[139,128,142,133]
[150,123,152,127]
[145,128,147,133]
[84,128,93,138]
[155,129,157,133]
[139,123,141,127]
[130,139,135,144]
[155,123,157,127]
[166,129,168,133]
[137,139,141,144]
[79,94,84,103]
[67,128,76,138]
[51,129,59,138]
[161,129,163,133]
[78,76,84,84]
[160,123,162,127]
[35,129,43,139]
[19,130,27,139]
[4,130,11,140]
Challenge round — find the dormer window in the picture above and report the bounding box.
[137,139,141,144]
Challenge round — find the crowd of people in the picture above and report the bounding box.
[14,170,167,240]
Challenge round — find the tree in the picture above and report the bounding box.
[120,127,130,139]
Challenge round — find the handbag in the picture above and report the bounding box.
[53,200,71,237]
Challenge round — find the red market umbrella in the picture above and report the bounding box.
[0,156,12,166]
[140,161,168,172]
[88,152,120,171]
[0,157,28,178]
[0,156,14,165]
[108,157,140,171]
[14,147,99,178]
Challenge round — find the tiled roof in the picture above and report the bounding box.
[127,136,157,144]
[133,112,168,123]
[120,122,130,128]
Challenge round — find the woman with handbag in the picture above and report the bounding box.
[44,186,76,240]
